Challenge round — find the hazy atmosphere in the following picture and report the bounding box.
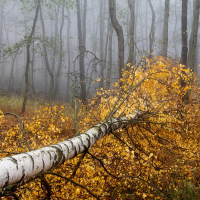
[0,1,200,199]
[0,0,199,103]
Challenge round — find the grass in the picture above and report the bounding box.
[0,95,43,115]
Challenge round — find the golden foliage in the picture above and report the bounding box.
[0,56,200,199]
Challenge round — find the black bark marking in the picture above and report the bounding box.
[9,157,18,170]
[25,153,34,170]
[62,143,69,159]
[47,151,52,161]
[50,146,64,166]
[19,166,26,182]
[4,170,10,187]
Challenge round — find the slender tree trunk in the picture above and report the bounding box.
[92,1,99,56]
[173,0,178,57]
[126,0,135,67]
[180,0,189,103]
[162,0,170,57]
[134,0,138,63]
[139,4,145,52]
[109,0,124,86]
[66,6,71,102]
[76,0,87,103]
[51,7,59,100]
[8,54,17,92]
[21,0,40,113]
[31,36,36,98]
[187,0,200,73]
[195,39,199,76]
[40,4,54,100]
[180,0,188,67]
[145,1,148,53]
[54,3,65,99]
[104,17,110,66]
[106,22,113,90]
[0,2,4,85]
[148,0,155,58]
[99,0,105,88]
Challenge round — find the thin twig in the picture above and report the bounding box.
[70,151,87,178]
[44,171,100,200]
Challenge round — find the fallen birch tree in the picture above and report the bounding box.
[0,112,143,190]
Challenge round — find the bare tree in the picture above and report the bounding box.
[21,0,40,113]
[187,0,200,73]
[180,0,188,68]
[106,21,113,90]
[109,0,124,86]
[0,1,4,85]
[148,0,155,58]
[173,0,178,57]
[54,3,65,98]
[66,6,72,102]
[99,0,105,88]
[162,0,170,57]
[76,0,87,103]
[126,0,135,66]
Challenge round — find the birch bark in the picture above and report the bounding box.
[0,113,142,189]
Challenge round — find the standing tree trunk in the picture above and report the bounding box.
[106,21,113,90]
[66,6,71,102]
[104,17,110,68]
[148,0,155,58]
[40,4,54,100]
[180,0,188,67]
[21,0,40,113]
[173,0,178,57]
[180,0,189,103]
[126,0,135,67]
[145,1,148,53]
[54,3,65,99]
[8,53,17,91]
[0,1,4,85]
[162,0,170,57]
[99,0,105,88]
[31,35,36,98]
[109,0,124,86]
[76,0,87,103]
[50,7,59,100]
[187,0,200,74]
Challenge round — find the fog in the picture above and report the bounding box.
[0,0,199,103]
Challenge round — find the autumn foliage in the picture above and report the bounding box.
[0,56,200,199]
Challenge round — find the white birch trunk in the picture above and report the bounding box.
[0,113,141,189]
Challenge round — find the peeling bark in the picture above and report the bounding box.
[0,113,142,189]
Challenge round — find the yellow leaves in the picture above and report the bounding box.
[142,193,147,198]
[149,153,154,159]
[1,56,200,199]
[0,110,3,125]
[127,63,131,68]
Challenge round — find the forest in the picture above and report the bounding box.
[0,0,200,199]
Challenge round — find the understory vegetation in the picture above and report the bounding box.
[0,56,200,199]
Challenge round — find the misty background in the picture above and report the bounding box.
[0,0,199,104]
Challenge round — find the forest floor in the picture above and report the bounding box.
[1,56,200,199]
